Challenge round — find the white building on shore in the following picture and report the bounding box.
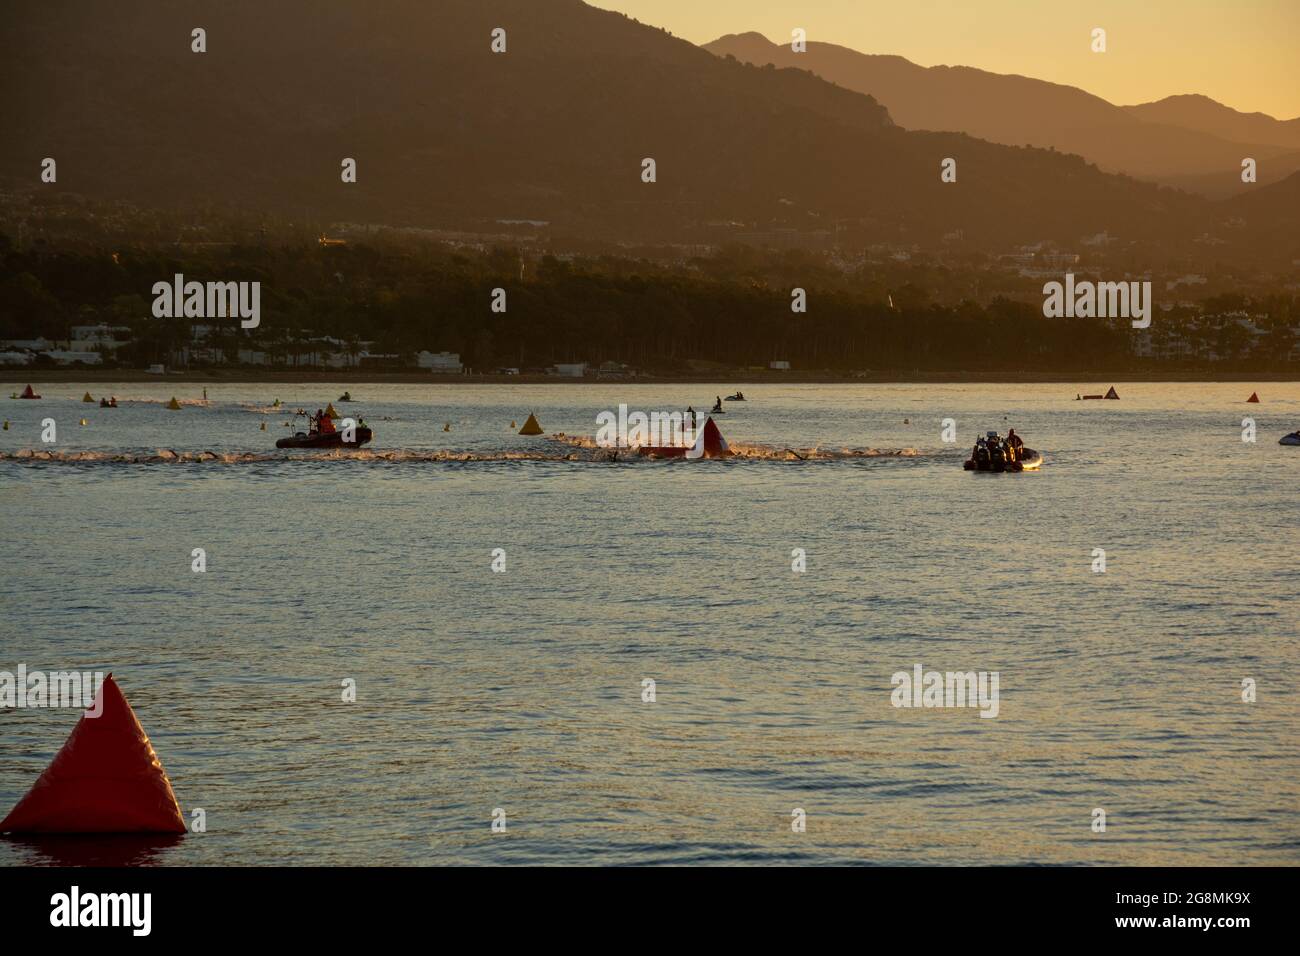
[417,351,463,373]
[550,363,587,377]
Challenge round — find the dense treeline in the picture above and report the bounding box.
[0,233,1295,373]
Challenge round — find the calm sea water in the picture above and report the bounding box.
[1,381,1297,866]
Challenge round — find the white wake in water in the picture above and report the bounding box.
[552,432,923,460]
[4,435,928,465]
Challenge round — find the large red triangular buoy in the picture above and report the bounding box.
[700,417,731,457]
[19,384,40,399]
[636,416,733,458]
[1247,391,1260,403]
[0,675,186,834]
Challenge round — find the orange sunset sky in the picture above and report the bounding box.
[595,0,1300,118]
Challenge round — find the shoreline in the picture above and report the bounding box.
[5,369,1297,385]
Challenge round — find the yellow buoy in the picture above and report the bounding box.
[443,422,451,432]
[165,396,182,410]
[79,418,88,426]
[2,420,8,430]
[82,392,94,402]
[510,421,516,429]
[260,421,267,431]
[518,412,543,436]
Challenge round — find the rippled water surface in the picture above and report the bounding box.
[1,381,1297,865]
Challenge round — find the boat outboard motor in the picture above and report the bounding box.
[985,432,1004,472]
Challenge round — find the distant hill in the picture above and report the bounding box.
[1124,94,1300,150]
[704,32,1300,198]
[1225,170,1300,255]
[0,0,1287,261]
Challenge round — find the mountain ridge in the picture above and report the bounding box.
[0,1,1289,265]
[1122,93,1300,150]
[704,31,1300,198]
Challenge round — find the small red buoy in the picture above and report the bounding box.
[1247,392,1260,403]
[0,674,186,834]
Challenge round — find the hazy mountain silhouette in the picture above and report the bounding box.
[1225,169,1300,252]
[1121,95,1300,197]
[704,32,1300,198]
[0,0,1285,258]
[1125,94,1300,149]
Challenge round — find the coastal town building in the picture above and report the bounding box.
[417,351,464,373]
[71,325,133,351]
[550,363,587,377]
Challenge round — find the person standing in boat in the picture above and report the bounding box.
[1005,429,1023,464]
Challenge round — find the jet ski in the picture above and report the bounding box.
[276,426,372,449]
[1280,431,1300,446]
[724,392,746,402]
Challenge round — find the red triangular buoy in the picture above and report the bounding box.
[1104,386,1119,400]
[0,675,185,834]
[700,417,731,457]
[636,416,733,458]
[1247,391,1260,403]
[19,384,40,399]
